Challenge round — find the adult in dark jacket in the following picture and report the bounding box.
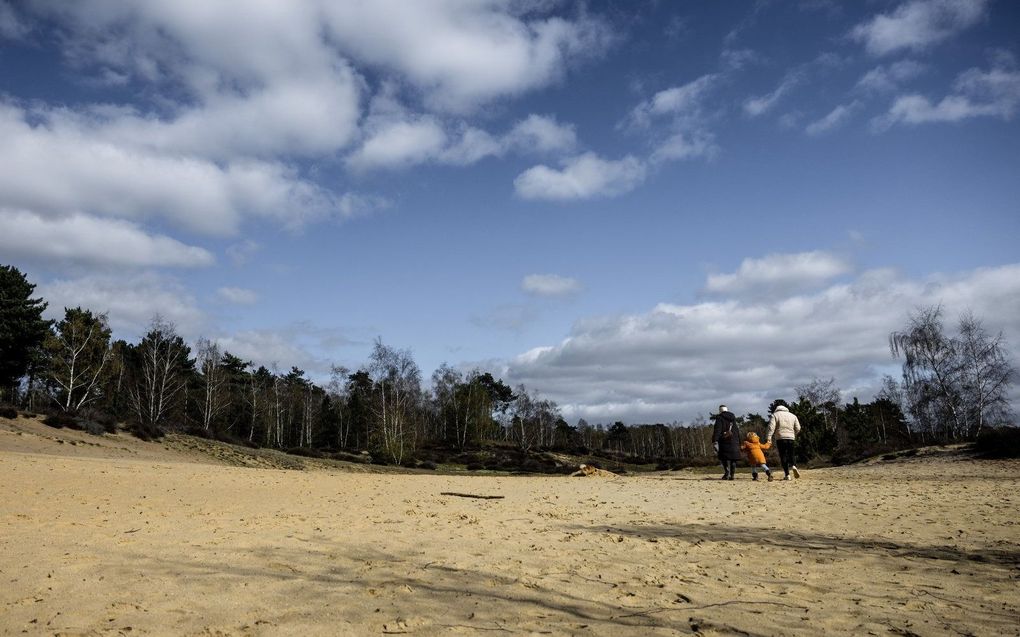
[712,405,741,480]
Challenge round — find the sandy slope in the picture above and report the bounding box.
[1,417,1018,636]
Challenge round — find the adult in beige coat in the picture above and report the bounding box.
[766,404,801,480]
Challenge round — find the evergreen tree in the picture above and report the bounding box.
[0,265,51,399]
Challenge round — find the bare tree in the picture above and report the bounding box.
[889,305,1016,440]
[957,312,1015,435]
[369,339,421,464]
[130,317,191,432]
[196,338,228,431]
[45,308,111,413]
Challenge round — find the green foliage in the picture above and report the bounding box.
[45,307,112,413]
[789,398,837,462]
[0,265,51,391]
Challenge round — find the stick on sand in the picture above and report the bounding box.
[440,492,505,500]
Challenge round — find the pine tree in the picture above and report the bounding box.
[0,265,51,399]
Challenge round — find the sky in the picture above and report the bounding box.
[1,0,1018,424]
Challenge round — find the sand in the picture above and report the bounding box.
[1,416,1018,636]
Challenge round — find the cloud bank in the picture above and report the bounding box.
[501,259,1020,424]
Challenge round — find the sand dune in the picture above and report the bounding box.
[1,416,1018,636]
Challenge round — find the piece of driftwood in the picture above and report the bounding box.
[440,492,505,500]
[570,464,618,477]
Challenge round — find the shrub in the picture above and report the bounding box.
[130,422,164,441]
[0,405,18,419]
[75,419,107,435]
[973,427,1020,459]
[417,460,437,470]
[43,413,77,429]
[285,446,324,459]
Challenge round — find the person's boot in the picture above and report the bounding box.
[752,473,758,481]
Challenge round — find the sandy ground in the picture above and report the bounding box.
[1,417,1018,636]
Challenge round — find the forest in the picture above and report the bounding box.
[1,264,1015,469]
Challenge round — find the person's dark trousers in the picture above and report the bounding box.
[719,457,736,479]
[777,439,795,476]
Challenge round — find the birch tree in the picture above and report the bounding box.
[196,338,228,431]
[369,339,421,464]
[957,312,1015,436]
[130,318,191,433]
[45,308,111,413]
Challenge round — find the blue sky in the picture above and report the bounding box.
[1,0,1018,423]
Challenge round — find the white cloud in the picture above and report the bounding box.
[851,0,988,57]
[522,274,582,298]
[0,209,214,268]
[347,118,448,171]
[626,74,718,129]
[743,73,802,117]
[650,131,717,163]
[805,102,859,136]
[318,2,614,111]
[217,287,259,305]
[514,152,646,201]
[349,112,577,171]
[501,263,1020,424]
[705,251,853,296]
[215,329,330,376]
[0,102,343,235]
[875,58,1020,127]
[855,60,927,93]
[38,272,207,340]
[504,114,577,154]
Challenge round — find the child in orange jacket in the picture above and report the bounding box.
[741,432,773,481]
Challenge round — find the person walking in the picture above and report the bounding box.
[712,405,741,480]
[741,431,773,481]
[766,402,801,480]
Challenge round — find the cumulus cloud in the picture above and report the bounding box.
[514,152,646,201]
[855,60,927,93]
[522,274,582,298]
[0,103,343,235]
[318,2,614,111]
[504,115,577,154]
[626,74,718,129]
[650,131,718,163]
[501,263,1020,424]
[623,74,719,165]
[875,56,1020,128]
[28,2,611,113]
[743,73,803,117]
[851,0,988,57]
[348,112,577,171]
[705,251,853,296]
[217,287,259,305]
[38,272,207,339]
[0,209,214,268]
[805,102,860,136]
[214,326,342,375]
[347,118,448,171]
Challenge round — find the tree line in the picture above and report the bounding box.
[0,265,1014,466]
